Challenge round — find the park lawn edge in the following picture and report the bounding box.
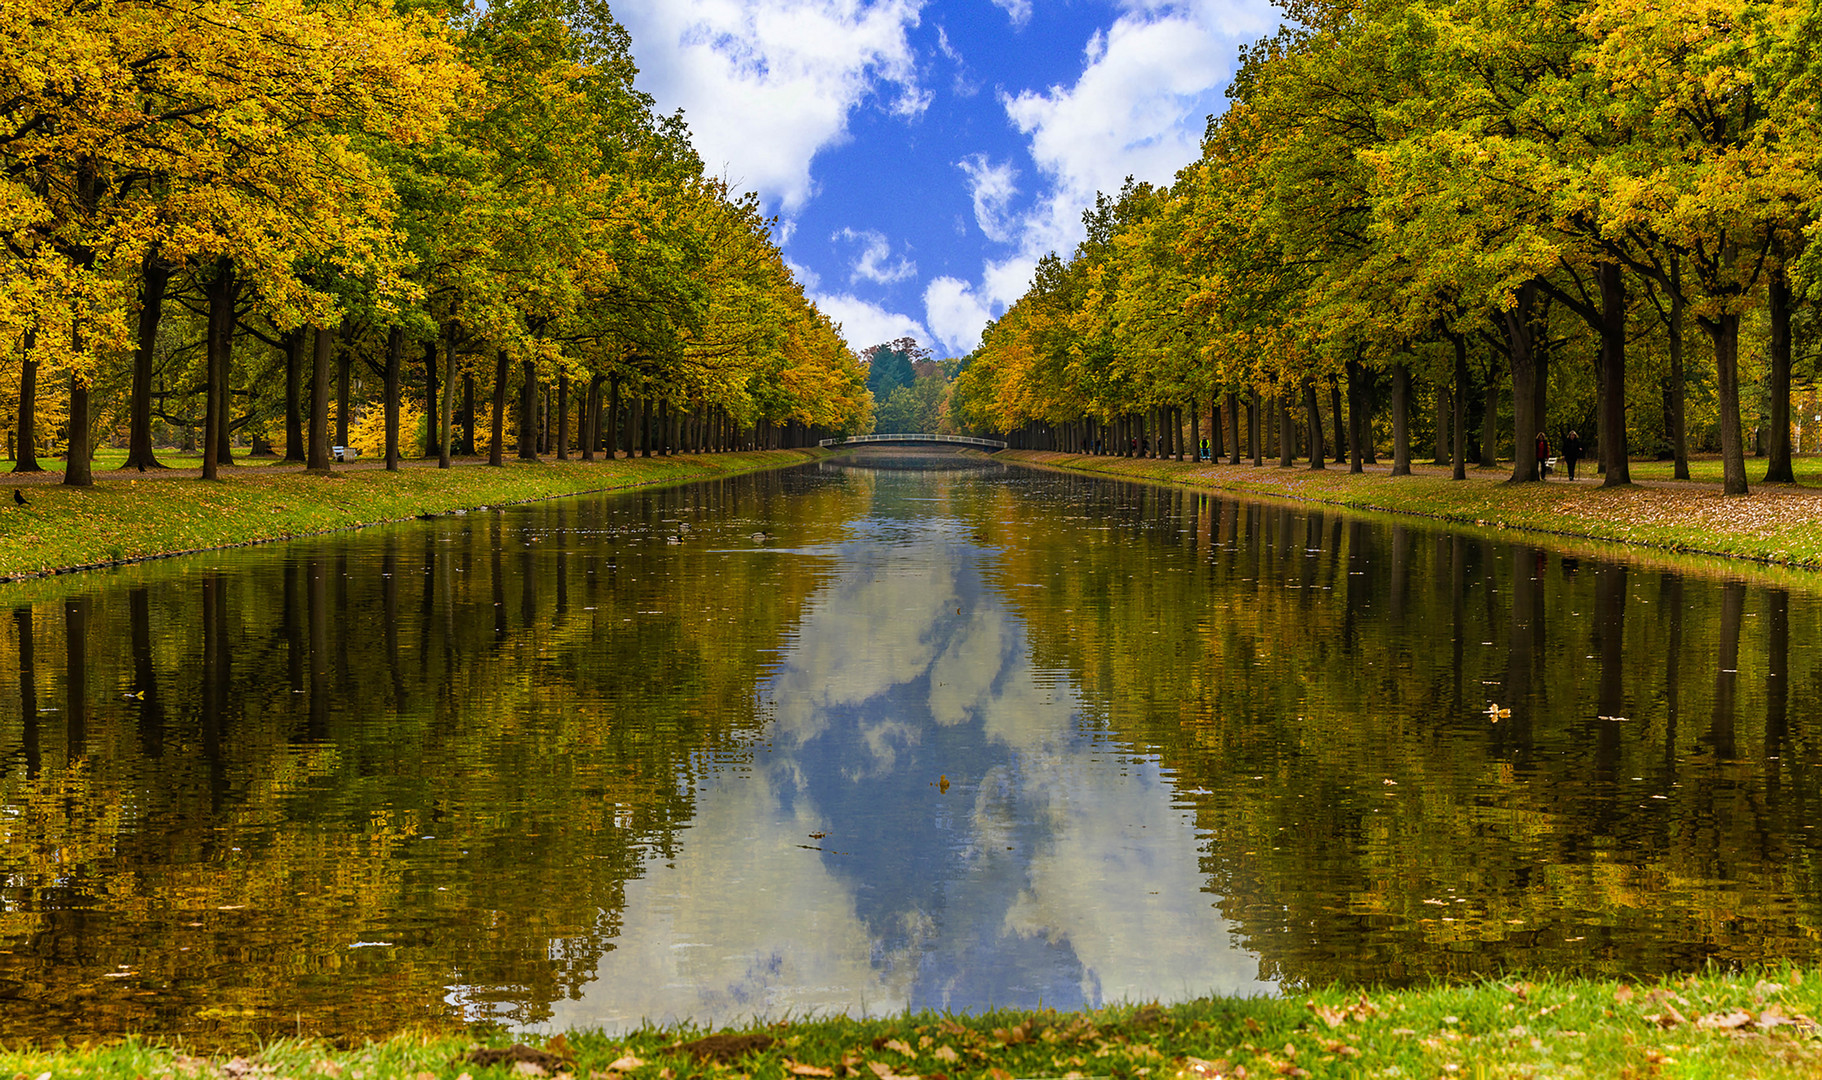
[7,970,1822,1078]
[0,450,824,582]
[998,449,1822,580]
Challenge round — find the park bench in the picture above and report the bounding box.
[333,446,360,462]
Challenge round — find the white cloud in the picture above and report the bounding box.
[957,154,1020,243]
[990,0,1033,28]
[933,0,1276,359]
[923,277,993,355]
[615,0,927,213]
[834,227,917,286]
[786,259,822,292]
[814,292,932,352]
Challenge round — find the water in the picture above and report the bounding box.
[3,450,1821,1043]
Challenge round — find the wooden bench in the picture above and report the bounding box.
[332,445,360,462]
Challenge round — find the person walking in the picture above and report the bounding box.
[1563,430,1583,481]
[1534,431,1551,480]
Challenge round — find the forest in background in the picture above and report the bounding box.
[1,0,875,484]
[951,0,1822,496]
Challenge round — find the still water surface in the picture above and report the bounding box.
[3,450,1821,1042]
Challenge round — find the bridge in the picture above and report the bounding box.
[819,433,1008,450]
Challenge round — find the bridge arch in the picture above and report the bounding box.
[818,433,1008,450]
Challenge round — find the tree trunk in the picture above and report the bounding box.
[1391,361,1411,476]
[461,372,474,456]
[1481,357,1500,466]
[1250,389,1263,466]
[1599,261,1633,486]
[1227,393,1242,465]
[557,370,570,461]
[126,248,170,470]
[431,338,450,469]
[489,350,509,466]
[1278,392,1295,466]
[518,360,538,460]
[1188,399,1199,462]
[14,329,42,472]
[1433,383,1450,465]
[1305,381,1326,469]
[424,338,441,459]
[1452,335,1469,481]
[1765,265,1794,483]
[308,325,334,472]
[608,376,621,458]
[285,328,308,462]
[581,376,601,461]
[1345,359,1364,474]
[202,256,240,481]
[1665,257,1690,479]
[65,369,92,487]
[1705,312,1749,495]
[1504,286,1541,483]
[384,326,403,471]
[1330,376,1347,464]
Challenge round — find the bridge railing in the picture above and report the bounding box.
[819,433,1008,450]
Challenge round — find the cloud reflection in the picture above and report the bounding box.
[542,479,1271,1032]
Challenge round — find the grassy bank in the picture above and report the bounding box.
[0,451,820,580]
[1001,450,1822,572]
[9,971,1821,1078]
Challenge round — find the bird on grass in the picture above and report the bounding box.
[12,489,25,506]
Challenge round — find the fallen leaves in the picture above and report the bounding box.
[665,1034,776,1062]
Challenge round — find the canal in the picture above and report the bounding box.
[2,449,1820,1042]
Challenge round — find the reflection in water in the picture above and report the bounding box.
[0,458,1821,1044]
[546,482,1268,1030]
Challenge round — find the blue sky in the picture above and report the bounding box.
[611,0,1281,359]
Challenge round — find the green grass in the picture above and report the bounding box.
[1629,454,1822,485]
[0,451,820,579]
[9,971,1821,1078]
[1001,450,1822,573]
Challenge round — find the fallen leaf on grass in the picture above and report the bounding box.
[666,1034,775,1062]
[785,1061,834,1077]
[1176,1057,1229,1079]
[881,1039,916,1057]
[607,1056,644,1071]
[931,1047,959,1064]
[461,1045,573,1074]
[1696,1010,1754,1031]
[1613,984,1634,1006]
[867,1061,917,1080]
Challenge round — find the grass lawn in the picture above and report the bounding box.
[8,971,1820,1078]
[1629,454,1822,486]
[999,450,1822,572]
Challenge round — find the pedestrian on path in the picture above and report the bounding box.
[1563,430,1583,481]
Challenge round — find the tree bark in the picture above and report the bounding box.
[308,325,335,472]
[608,376,621,458]
[126,248,170,470]
[1391,361,1411,475]
[1481,357,1500,466]
[1504,286,1541,483]
[384,326,403,471]
[1765,265,1794,483]
[438,336,457,469]
[1452,335,1469,481]
[489,349,509,466]
[1599,261,1632,486]
[15,329,42,473]
[285,328,308,462]
[202,257,240,480]
[424,339,441,459]
[1664,256,1690,478]
[1188,399,1199,462]
[1305,382,1326,469]
[1704,312,1749,495]
[1330,376,1347,464]
[1228,392,1242,465]
[1345,359,1364,474]
[557,370,570,461]
[461,372,474,456]
[1277,393,1293,466]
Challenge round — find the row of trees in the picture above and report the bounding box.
[3,0,873,486]
[951,0,1822,494]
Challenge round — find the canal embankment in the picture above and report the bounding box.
[9,970,1818,1078]
[0,450,822,581]
[1000,449,1822,572]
